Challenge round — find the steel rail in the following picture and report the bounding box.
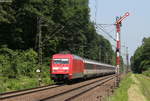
[65,77,114,101]
[39,75,115,101]
[0,84,62,100]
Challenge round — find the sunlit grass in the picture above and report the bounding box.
[108,73,133,101]
[108,73,150,101]
[0,76,54,93]
[136,74,150,100]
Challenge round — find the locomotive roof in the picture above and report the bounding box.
[53,54,83,59]
[72,55,83,60]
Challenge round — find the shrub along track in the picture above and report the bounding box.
[0,74,115,101]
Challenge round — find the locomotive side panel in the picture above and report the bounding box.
[71,56,84,79]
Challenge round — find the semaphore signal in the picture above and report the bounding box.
[115,12,129,85]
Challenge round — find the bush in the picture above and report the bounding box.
[142,68,150,77]
[0,48,38,78]
[0,48,53,93]
[0,76,53,93]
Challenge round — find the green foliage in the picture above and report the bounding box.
[0,48,38,78]
[0,2,15,23]
[0,48,53,93]
[0,0,115,64]
[142,68,150,77]
[131,37,150,73]
[0,76,53,93]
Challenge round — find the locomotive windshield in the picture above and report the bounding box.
[53,59,69,64]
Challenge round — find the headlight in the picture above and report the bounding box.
[62,67,69,70]
[53,67,59,70]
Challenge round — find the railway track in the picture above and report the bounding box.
[40,75,115,101]
[0,84,62,100]
[0,74,115,101]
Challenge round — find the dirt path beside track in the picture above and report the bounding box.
[128,74,147,101]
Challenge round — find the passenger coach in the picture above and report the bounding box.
[50,54,115,82]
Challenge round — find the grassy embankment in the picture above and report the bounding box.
[0,75,54,93]
[136,69,150,100]
[107,73,133,101]
[108,72,150,101]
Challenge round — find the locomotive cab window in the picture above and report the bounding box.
[53,59,69,64]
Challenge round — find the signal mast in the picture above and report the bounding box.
[115,12,129,83]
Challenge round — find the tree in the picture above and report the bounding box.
[131,37,150,73]
[0,0,115,65]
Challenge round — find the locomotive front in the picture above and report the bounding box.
[50,54,72,82]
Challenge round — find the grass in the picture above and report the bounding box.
[142,68,150,77]
[107,73,133,101]
[107,73,150,101]
[0,76,54,93]
[136,74,150,100]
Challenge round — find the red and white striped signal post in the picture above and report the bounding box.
[115,12,129,85]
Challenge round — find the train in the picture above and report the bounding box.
[50,54,116,82]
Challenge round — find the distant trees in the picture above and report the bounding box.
[131,37,150,73]
[0,0,115,65]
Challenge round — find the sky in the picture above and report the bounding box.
[89,0,150,61]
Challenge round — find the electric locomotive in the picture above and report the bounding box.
[50,54,115,82]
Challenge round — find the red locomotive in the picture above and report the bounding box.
[50,54,115,82]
